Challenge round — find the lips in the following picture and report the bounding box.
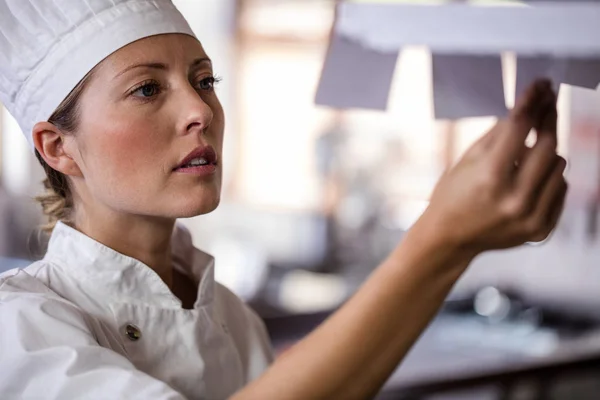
[174,145,218,171]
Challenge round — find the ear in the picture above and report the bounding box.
[32,121,83,178]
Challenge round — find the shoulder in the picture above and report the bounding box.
[214,282,264,327]
[214,283,274,376]
[0,268,184,399]
[0,259,65,302]
[0,265,98,349]
[0,262,55,298]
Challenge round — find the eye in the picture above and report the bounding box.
[197,76,221,91]
[131,81,161,98]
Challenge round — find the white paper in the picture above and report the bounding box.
[315,34,398,110]
[432,54,507,119]
[563,58,600,89]
[515,56,566,101]
[316,2,600,116]
[337,2,600,57]
[566,86,600,207]
[515,56,600,101]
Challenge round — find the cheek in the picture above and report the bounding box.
[211,100,226,148]
[83,117,170,190]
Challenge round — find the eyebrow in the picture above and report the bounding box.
[190,57,212,70]
[115,57,212,79]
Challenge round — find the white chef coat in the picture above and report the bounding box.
[0,221,273,400]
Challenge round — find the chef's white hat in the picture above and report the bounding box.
[0,0,195,151]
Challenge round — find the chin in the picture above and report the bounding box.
[174,196,221,218]
[169,178,222,217]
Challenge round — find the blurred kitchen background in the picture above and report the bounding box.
[2,0,600,398]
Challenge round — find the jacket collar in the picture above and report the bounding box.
[43,221,215,309]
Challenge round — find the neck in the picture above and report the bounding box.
[73,207,176,288]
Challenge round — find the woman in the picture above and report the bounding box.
[0,1,566,399]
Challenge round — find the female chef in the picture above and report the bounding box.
[0,0,566,399]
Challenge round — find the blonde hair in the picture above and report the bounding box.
[35,71,93,233]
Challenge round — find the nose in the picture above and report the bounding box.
[176,85,214,136]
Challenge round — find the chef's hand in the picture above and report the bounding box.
[420,79,567,255]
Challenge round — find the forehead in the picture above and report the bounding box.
[98,33,208,73]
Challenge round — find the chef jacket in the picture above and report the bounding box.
[0,221,273,399]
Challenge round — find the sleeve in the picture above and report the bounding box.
[0,288,187,400]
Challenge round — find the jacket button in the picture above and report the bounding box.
[125,324,142,341]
